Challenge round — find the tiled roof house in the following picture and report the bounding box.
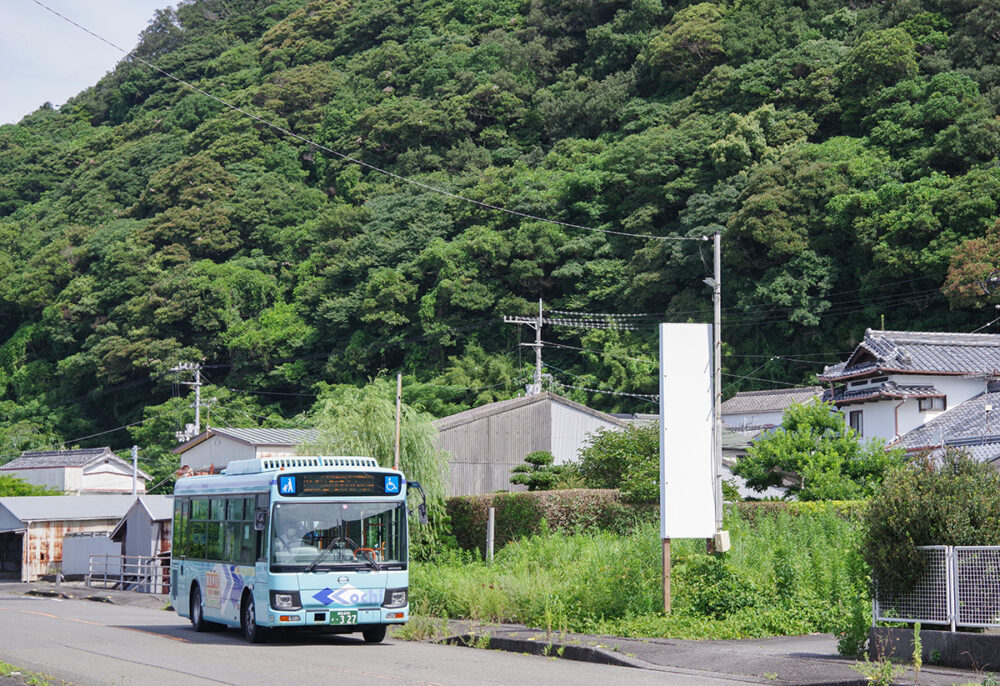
[721,386,822,428]
[0,448,150,495]
[818,329,1000,454]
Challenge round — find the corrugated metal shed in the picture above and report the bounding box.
[0,496,136,527]
[435,392,628,496]
[0,496,136,581]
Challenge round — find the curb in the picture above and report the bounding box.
[25,590,73,600]
[441,633,644,669]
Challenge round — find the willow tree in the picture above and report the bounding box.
[303,378,451,558]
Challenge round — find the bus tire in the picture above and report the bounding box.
[241,591,268,644]
[361,625,387,644]
[190,584,214,632]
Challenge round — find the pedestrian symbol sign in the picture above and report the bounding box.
[279,475,296,495]
[384,476,400,494]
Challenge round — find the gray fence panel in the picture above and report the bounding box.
[874,546,950,626]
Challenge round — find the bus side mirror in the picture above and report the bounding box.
[408,481,429,525]
[254,508,267,531]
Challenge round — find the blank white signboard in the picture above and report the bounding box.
[659,323,715,539]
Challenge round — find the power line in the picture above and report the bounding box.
[549,379,660,403]
[32,0,709,244]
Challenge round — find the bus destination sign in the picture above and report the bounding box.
[277,472,401,497]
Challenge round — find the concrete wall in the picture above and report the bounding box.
[871,626,1000,672]
[81,460,145,494]
[62,533,121,576]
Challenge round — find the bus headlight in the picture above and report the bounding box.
[382,588,408,608]
[270,590,302,611]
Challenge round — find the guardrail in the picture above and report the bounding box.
[86,554,169,594]
[873,545,1000,631]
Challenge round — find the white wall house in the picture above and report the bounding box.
[173,428,319,473]
[0,448,149,495]
[720,387,822,428]
[819,330,1000,449]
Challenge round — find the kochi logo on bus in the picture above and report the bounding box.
[312,584,381,606]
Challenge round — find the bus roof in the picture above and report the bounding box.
[173,456,404,496]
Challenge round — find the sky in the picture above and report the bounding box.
[0,0,171,125]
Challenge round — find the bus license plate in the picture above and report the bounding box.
[330,611,357,625]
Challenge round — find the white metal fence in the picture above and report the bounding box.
[86,554,169,594]
[873,545,1000,631]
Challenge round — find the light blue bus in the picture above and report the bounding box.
[170,456,425,643]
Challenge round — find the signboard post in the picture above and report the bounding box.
[659,322,716,612]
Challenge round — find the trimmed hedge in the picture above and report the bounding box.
[446,492,869,553]
[732,500,867,523]
[446,489,656,552]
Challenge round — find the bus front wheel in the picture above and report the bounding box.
[190,585,214,632]
[241,592,268,644]
[361,625,387,644]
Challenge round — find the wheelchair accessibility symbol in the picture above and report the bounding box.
[384,476,400,494]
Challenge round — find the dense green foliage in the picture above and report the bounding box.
[412,506,868,645]
[733,400,905,500]
[2,0,1000,462]
[576,422,659,501]
[864,450,1000,597]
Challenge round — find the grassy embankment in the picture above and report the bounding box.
[410,507,868,643]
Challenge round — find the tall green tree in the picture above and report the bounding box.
[733,400,904,501]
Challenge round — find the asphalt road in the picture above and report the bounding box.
[0,594,753,686]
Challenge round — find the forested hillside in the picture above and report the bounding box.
[2,0,999,471]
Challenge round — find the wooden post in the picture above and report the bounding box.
[487,507,495,563]
[663,538,671,614]
[394,373,402,470]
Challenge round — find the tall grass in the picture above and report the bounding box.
[410,508,868,640]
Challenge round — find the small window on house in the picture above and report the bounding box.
[849,380,868,387]
[849,410,863,435]
[919,397,946,412]
[870,376,889,384]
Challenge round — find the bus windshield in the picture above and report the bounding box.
[271,501,406,571]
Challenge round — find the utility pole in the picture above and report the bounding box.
[504,299,545,395]
[712,231,723,535]
[171,362,203,443]
[131,445,138,496]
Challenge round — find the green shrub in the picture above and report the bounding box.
[446,489,655,553]
[413,507,868,643]
[864,450,1000,596]
[577,423,659,502]
[509,450,562,491]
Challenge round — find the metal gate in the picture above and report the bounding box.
[873,545,1000,631]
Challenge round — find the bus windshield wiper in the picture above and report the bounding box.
[304,536,348,572]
